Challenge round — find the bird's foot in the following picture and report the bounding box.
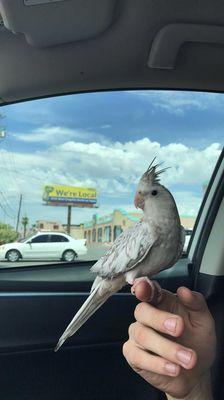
[131,277,162,303]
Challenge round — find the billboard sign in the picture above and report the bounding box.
[43,184,98,208]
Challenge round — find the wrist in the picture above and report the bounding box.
[166,370,213,400]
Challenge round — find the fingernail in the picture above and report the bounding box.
[131,281,142,295]
[163,318,177,332]
[177,349,192,365]
[165,362,177,375]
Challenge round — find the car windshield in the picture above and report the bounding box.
[0,90,222,266]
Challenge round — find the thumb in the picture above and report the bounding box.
[177,287,208,313]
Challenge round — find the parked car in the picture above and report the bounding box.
[0,232,87,262]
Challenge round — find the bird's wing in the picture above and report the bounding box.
[91,220,158,278]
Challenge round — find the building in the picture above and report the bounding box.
[81,209,196,245]
[34,210,196,244]
[35,220,66,232]
[82,209,143,245]
[62,223,85,239]
[180,216,195,230]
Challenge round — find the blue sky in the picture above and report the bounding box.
[0,90,223,229]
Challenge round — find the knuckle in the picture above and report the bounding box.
[129,347,142,368]
[135,325,148,345]
[128,322,137,338]
[195,291,204,302]
[134,302,144,320]
[122,341,140,368]
[190,350,198,368]
[193,291,207,308]
[122,341,129,358]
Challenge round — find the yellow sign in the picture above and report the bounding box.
[43,184,97,207]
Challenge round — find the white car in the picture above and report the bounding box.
[0,232,87,262]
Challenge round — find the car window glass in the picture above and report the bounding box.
[31,235,50,243]
[19,234,34,243]
[0,90,222,269]
[50,235,69,242]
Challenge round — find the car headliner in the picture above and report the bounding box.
[0,0,224,104]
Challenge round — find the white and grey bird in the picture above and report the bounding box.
[55,158,185,351]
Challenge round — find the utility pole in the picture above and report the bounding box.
[67,205,72,234]
[16,194,22,233]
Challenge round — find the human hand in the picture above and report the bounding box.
[122,280,216,398]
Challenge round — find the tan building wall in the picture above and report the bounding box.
[36,220,66,232]
[180,216,195,230]
[82,209,196,245]
[65,224,85,239]
[35,211,196,244]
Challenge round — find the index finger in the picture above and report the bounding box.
[131,279,174,305]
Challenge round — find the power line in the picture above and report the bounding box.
[6,138,21,189]
[0,191,16,216]
[0,201,15,220]
[0,165,44,183]
[1,142,21,193]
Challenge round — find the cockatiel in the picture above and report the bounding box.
[55,158,185,351]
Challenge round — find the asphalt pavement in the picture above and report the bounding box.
[0,244,187,277]
[0,244,109,268]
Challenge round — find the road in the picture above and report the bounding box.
[0,244,110,268]
[0,242,187,285]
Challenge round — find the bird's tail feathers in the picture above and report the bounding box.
[54,276,124,352]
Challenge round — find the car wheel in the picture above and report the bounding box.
[6,249,21,262]
[62,249,77,262]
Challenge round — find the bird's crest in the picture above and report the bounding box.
[141,157,169,184]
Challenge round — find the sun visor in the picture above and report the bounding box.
[148,23,224,69]
[0,0,117,47]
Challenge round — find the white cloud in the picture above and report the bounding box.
[101,125,111,129]
[174,190,202,217]
[13,125,107,144]
[0,137,222,225]
[129,90,223,115]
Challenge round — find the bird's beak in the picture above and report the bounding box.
[134,193,145,210]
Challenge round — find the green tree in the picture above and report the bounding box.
[21,216,29,238]
[0,222,18,244]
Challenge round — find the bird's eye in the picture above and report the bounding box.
[151,190,158,196]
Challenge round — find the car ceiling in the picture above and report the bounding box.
[0,0,224,104]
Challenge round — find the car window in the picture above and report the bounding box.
[18,234,34,243]
[0,90,222,268]
[31,235,50,243]
[49,235,69,243]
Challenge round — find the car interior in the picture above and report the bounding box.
[0,1,223,399]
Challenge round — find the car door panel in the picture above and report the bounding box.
[22,243,37,259]
[48,235,68,259]
[0,264,220,400]
[28,235,51,260]
[0,261,189,400]
[1,345,165,400]
[25,243,48,259]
